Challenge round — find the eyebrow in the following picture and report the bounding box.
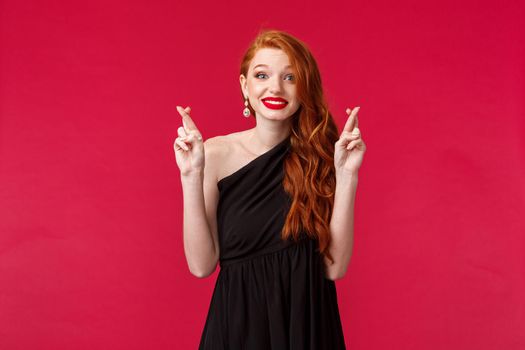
[253,64,292,70]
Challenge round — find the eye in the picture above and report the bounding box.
[254,72,294,81]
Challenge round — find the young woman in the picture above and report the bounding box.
[174,29,365,350]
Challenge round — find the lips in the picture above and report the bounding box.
[263,97,288,103]
[262,97,288,110]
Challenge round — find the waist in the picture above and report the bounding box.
[219,238,309,268]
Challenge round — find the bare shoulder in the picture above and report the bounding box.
[203,136,228,183]
[203,135,230,155]
[203,134,239,160]
[204,130,252,182]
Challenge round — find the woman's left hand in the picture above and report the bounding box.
[334,106,366,176]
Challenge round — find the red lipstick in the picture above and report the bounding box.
[262,97,288,110]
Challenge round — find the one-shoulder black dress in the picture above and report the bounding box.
[199,136,346,349]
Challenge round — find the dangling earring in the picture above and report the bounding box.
[243,97,251,118]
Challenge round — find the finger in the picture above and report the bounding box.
[342,106,360,133]
[177,126,188,137]
[174,138,190,151]
[175,106,191,116]
[353,107,360,130]
[337,133,361,147]
[184,132,203,143]
[341,130,360,138]
[176,105,199,133]
[342,108,353,132]
[346,139,362,151]
[191,131,203,141]
[186,131,203,142]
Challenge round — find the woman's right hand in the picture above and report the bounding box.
[173,105,205,177]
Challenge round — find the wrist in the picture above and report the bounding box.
[335,168,358,181]
[181,171,204,184]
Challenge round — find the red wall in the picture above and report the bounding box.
[1,0,524,349]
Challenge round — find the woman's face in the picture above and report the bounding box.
[240,48,301,122]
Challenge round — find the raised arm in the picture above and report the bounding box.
[174,106,221,278]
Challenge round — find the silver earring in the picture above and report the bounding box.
[243,97,251,118]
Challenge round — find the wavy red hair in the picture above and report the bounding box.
[239,29,340,265]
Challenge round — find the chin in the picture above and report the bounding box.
[260,112,294,120]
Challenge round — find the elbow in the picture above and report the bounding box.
[325,270,346,281]
[189,262,217,279]
[191,269,213,279]
[324,250,352,281]
[324,263,349,281]
[187,252,219,279]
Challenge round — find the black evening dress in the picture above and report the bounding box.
[198,136,346,349]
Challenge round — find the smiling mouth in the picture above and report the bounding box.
[262,99,288,110]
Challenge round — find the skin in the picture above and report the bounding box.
[174,47,366,279]
[237,48,301,150]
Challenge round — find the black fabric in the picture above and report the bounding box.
[199,136,346,349]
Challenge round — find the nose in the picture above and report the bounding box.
[268,76,283,94]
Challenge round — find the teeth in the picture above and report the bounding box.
[264,100,286,104]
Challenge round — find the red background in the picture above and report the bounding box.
[1,0,524,349]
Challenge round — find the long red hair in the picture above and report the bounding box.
[239,29,340,265]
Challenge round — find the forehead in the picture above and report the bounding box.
[250,48,291,70]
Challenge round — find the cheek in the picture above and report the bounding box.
[287,86,297,97]
[248,83,264,96]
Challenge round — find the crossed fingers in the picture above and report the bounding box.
[174,105,202,151]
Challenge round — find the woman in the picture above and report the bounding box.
[174,29,365,349]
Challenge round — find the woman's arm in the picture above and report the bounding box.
[181,138,221,278]
[324,171,358,281]
[325,106,364,280]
